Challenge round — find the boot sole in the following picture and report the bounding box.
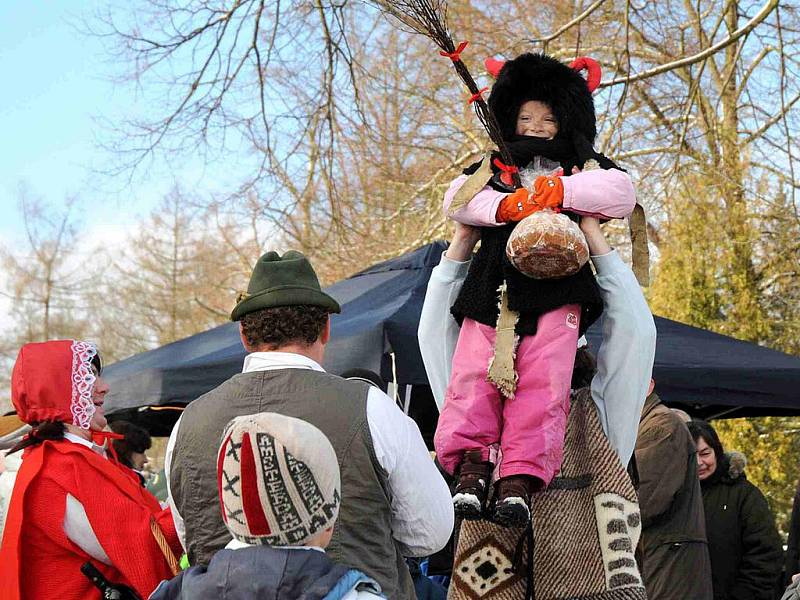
[453,492,484,520]
[493,498,530,528]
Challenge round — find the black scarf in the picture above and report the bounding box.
[463,134,622,191]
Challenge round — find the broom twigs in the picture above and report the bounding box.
[371,0,522,187]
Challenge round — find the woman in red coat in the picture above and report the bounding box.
[0,340,182,600]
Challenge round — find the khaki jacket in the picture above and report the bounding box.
[635,393,713,599]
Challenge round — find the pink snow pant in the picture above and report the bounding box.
[434,305,580,484]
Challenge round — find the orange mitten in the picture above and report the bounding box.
[496,188,534,223]
[531,175,564,209]
[495,176,564,223]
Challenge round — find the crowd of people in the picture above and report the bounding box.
[0,226,794,600]
[0,49,797,600]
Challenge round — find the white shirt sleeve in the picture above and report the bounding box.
[366,387,454,557]
[589,250,657,465]
[63,493,112,565]
[0,458,20,539]
[418,252,471,410]
[164,414,187,552]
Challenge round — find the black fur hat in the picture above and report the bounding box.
[488,53,597,146]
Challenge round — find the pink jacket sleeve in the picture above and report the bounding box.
[562,168,636,219]
[443,168,636,227]
[443,175,505,227]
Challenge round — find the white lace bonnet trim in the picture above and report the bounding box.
[70,341,98,429]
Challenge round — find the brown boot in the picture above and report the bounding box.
[493,475,539,528]
[452,450,493,520]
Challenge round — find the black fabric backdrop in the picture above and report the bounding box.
[104,241,800,431]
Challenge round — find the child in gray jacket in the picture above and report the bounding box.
[150,413,384,600]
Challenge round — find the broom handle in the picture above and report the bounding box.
[369,2,521,187]
[440,41,522,188]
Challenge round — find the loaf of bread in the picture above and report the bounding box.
[506,209,589,279]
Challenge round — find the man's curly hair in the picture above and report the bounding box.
[240,305,330,349]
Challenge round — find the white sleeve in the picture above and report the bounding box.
[64,493,112,565]
[418,252,470,410]
[589,250,657,465]
[164,414,187,552]
[366,387,454,556]
[0,470,16,538]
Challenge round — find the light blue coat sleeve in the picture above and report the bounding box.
[589,250,657,466]
[418,252,470,411]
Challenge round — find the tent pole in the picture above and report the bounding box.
[705,406,742,420]
[403,385,413,415]
[389,352,400,407]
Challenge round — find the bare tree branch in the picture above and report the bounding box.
[599,0,779,88]
[531,0,607,48]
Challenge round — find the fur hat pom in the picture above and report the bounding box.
[488,53,597,145]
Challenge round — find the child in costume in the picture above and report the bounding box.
[150,412,385,599]
[433,53,637,527]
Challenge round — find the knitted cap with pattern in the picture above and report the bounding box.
[217,412,341,546]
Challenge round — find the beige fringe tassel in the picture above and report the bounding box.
[629,203,650,286]
[487,283,520,398]
[447,154,493,216]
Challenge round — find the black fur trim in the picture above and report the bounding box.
[489,53,597,144]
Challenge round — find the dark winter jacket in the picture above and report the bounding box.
[701,452,783,600]
[148,545,383,600]
[635,394,713,599]
[785,478,800,584]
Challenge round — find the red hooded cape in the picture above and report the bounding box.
[0,341,181,600]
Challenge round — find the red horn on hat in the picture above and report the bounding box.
[485,57,506,78]
[569,56,601,92]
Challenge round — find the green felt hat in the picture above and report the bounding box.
[231,250,341,321]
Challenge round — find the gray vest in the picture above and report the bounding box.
[170,368,416,600]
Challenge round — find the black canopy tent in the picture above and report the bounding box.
[103,241,800,434]
[103,242,448,434]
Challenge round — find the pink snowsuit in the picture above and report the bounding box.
[434,168,636,484]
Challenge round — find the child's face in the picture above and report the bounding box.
[515,100,558,139]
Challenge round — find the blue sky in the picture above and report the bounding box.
[0,1,243,245]
[1,2,118,237]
